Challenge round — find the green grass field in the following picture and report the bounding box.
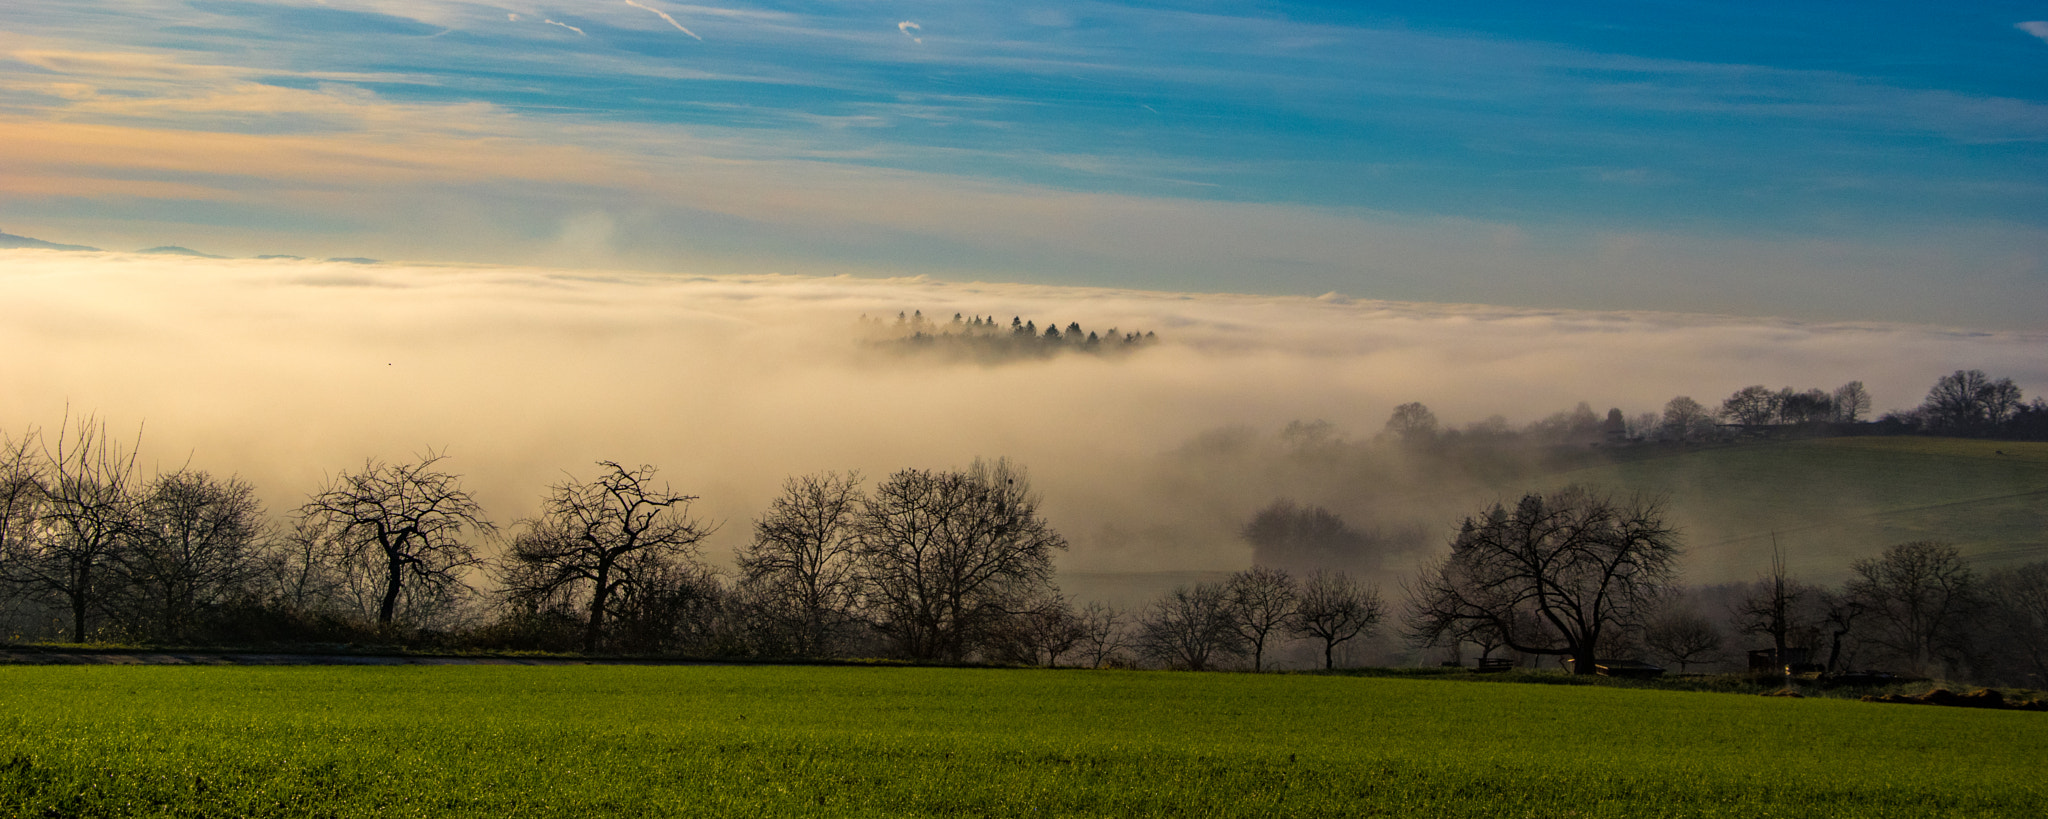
[2,665,2042,817]
[1541,437,2048,582]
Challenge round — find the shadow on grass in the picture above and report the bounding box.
[1309,666,2047,704]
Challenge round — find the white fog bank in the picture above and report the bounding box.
[4,250,2043,573]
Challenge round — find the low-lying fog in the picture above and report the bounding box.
[5,250,2043,593]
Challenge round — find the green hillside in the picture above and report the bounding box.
[1538,437,2048,583]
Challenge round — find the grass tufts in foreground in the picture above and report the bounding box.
[0,665,2042,817]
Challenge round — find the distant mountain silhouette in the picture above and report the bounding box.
[0,230,100,252]
[7,233,388,264]
[136,246,228,258]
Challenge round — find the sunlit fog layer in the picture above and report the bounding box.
[5,250,2044,584]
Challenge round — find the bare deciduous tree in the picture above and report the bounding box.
[1815,586,1867,673]
[0,431,46,630]
[1847,540,1978,676]
[503,462,711,652]
[853,459,1065,661]
[4,416,140,640]
[1720,386,1779,426]
[1224,566,1297,671]
[1383,402,1439,444]
[0,429,42,577]
[1290,569,1384,670]
[1832,381,1872,422]
[736,471,863,656]
[1777,388,1834,424]
[255,516,347,615]
[1137,582,1242,670]
[1644,608,1723,672]
[112,470,264,641]
[1731,547,1817,670]
[1407,487,1680,675]
[1240,502,1381,574]
[1921,369,2023,433]
[1982,562,2048,685]
[1077,601,1131,668]
[1660,396,1715,440]
[1006,592,1087,667]
[300,452,493,628]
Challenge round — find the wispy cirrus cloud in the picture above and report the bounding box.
[12,49,241,80]
[0,1,2043,330]
[2019,21,2048,43]
[623,0,703,41]
[543,19,586,36]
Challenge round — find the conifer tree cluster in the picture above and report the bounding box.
[859,311,1158,363]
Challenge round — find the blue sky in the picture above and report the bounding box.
[2,1,2045,327]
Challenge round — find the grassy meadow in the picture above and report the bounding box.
[1,664,2042,817]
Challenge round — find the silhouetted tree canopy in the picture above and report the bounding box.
[859,310,1159,364]
[1241,501,1383,575]
[852,459,1065,661]
[501,462,711,652]
[1407,487,1680,675]
[299,452,492,628]
[1920,370,2023,434]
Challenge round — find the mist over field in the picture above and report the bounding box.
[4,249,2045,586]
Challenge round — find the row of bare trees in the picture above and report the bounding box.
[0,418,511,644]
[1130,568,1386,671]
[6,413,2035,680]
[1385,369,2044,453]
[1710,542,2045,684]
[0,421,1083,661]
[1396,483,2046,685]
[0,414,1388,671]
[727,460,1066,661]
[1,419,274,643]
[310,456,1075,661]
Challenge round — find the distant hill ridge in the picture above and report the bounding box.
[0,230,99,252]
[1,230,377,264]
[137,245,228,259]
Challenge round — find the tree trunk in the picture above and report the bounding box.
[69,559,92,640]
[378,554,403,625]
[71,591,88,642]
[1571,645,1599,675]
[1323,639,1335,670]
[585,556,612,654]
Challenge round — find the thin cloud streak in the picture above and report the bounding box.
[624,0,703,41]
[544,19,586,37]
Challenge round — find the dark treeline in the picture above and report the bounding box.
[0,365,2039,685]
[0,421,1092,663]
[1394,485,2047,687]
[1118,366,2048,681]
[1383,369,2045,452]
[859,310,1159,363]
